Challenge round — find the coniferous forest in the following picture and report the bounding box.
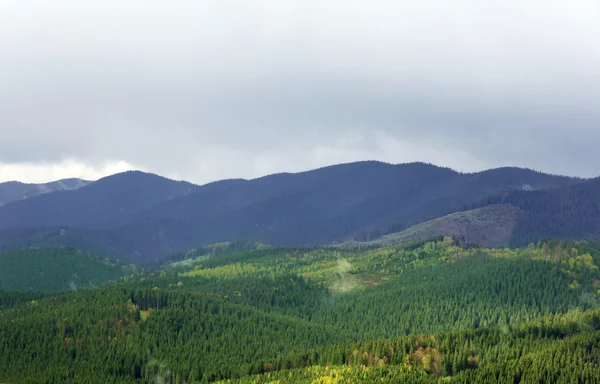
[3,0,599,382]
[2,238,600,383]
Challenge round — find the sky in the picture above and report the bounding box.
[1,1,599,184]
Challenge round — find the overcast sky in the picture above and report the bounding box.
[1,1,599,184]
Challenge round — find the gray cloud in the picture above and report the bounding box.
[1,0,599,183]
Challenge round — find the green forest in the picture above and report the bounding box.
[0,247,133,292]
[1,238,600,383]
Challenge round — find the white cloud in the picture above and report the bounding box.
[0,160,141,183]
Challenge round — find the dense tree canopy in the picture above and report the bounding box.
[0,247,131,291]
[1,238,600,383]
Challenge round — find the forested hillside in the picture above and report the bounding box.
[483,177,600,246]
[1,238,600,383]
[4,1,598,383]
[341,176,600,250]
[0,162,582,263]
[0,247,131,292]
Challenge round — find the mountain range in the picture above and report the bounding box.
[0,161,595,263]
[0,178,91,206]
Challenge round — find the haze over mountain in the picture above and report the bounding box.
[2,1,600,184]
[0,178,90,206]
[0,161,588,263]
[0,171,196,230]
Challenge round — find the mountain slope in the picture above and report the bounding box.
[0,171,197,230]
[0,247,128,291]
[337,204,518,248]
[362,176,600,249]
[106,162,579,259]
[0,178,90,206]
[0,162,584,263]
[482,176,600,246]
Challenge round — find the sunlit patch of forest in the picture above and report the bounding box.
[1,237,600,383]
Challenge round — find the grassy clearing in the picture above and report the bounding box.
[170,255,210,268]
[139,309,152,321]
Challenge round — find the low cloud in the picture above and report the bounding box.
[1,0,599,183]
[0,160,140,183]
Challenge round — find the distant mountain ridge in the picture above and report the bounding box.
[0,170,197,230]
[0,178,91,206]
[0,161,588,263]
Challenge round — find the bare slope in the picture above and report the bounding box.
[338,204,518,248]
